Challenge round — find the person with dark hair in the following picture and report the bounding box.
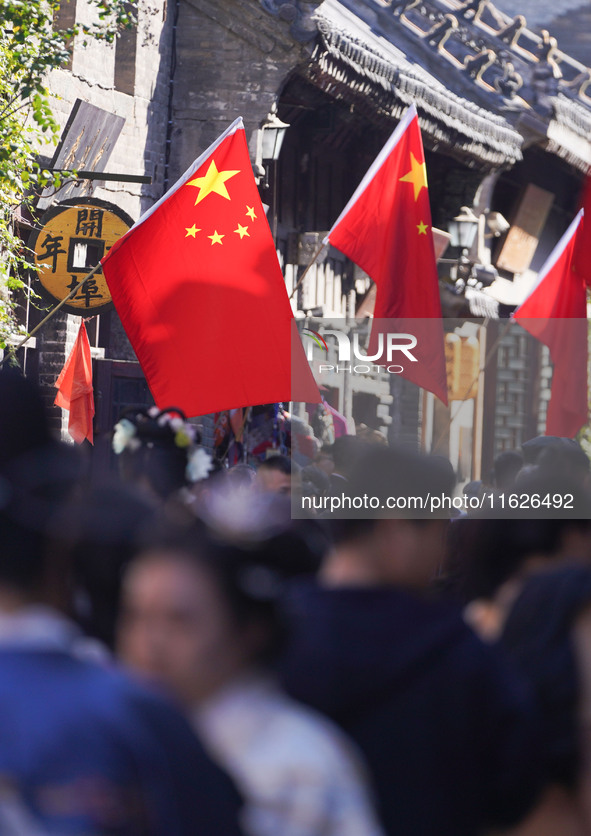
[118,504,384,836]
[255,454,297,495]
[0,462,244,834]
[451,512,591,836]
[280,445,544,836]
[50,480,157,649]
[493,450,524,491]
[0,368,51,471]
[325,435,369,497]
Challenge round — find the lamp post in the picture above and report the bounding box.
[448,206,480,291]
[259,104,289,244]
[261,106,289,168]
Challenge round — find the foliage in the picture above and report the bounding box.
[0,0,137,349]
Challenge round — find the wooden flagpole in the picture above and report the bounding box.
[0,261,102,368]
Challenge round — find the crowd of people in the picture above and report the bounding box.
[2,365,591,835]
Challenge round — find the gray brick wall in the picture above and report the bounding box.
[30,0,173,431]
[168,0,310,179]
[493,329,539,454]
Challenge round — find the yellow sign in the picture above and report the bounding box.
[446,333,480,401]
[29,198,133,316]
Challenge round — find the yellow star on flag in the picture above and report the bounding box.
[208,230,224,246]
[187,161,240,206]
[417,221,428,235]
[234,224,249,239]
[185,224,200,238]
[246,206,257,221]
[399,153,428,201]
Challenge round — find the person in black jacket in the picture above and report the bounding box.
[280,444,545,836]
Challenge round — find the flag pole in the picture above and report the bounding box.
[0,262,102,367]
[288,242,327,301]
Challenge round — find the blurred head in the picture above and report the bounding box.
[0,368,51,474]
[118,508,320,705]
[330,435,369,479]
[0,442,83,610]
[326,446,453,587]
[447,515,591,604]
[0,500,47,604]
[255,455,294,495]
[51,481,155,648]
[119,545,264,705]
[493,450,523,490]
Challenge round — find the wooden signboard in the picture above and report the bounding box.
[496,184,554,275]
[28,198,134,316]
[37,100,125,212]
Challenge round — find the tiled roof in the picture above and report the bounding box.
[298,0,591,170]
[308,0,523,165]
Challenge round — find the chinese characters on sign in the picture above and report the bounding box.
[30,199,134,316]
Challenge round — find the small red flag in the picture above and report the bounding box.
[514,209,588,438]
[325,104,448,404]
[54,321,94,444]
[101,119,319,417]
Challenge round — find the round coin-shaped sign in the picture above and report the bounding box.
[28,197,134,316]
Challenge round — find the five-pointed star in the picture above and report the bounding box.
[208,230,224,245]
[399,152,428,201]
[185,224,200,238]
[187,161,240,206]
[234,223,250,239]
[417,220,428,235]
[246,206,257,221]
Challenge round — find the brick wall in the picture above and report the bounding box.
[30,0,173,437]
[168,0,311,180]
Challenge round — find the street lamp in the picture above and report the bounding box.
[448,206,480,291]
[258,104,289,244]
[261,105,289,164]
[448,206,480,250]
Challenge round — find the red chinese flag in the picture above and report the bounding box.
[101,119,319,416]
[54,321,94,444]
[514,209,588,438]
[325,104,447,404]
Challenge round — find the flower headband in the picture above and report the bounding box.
[112,406,214,483]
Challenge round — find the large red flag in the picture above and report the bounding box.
[54,321,94,444]
[101,119,319,416]
[325,104,448,404]
[514,209,588,438]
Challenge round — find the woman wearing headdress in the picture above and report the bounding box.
[117,499,384,836]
